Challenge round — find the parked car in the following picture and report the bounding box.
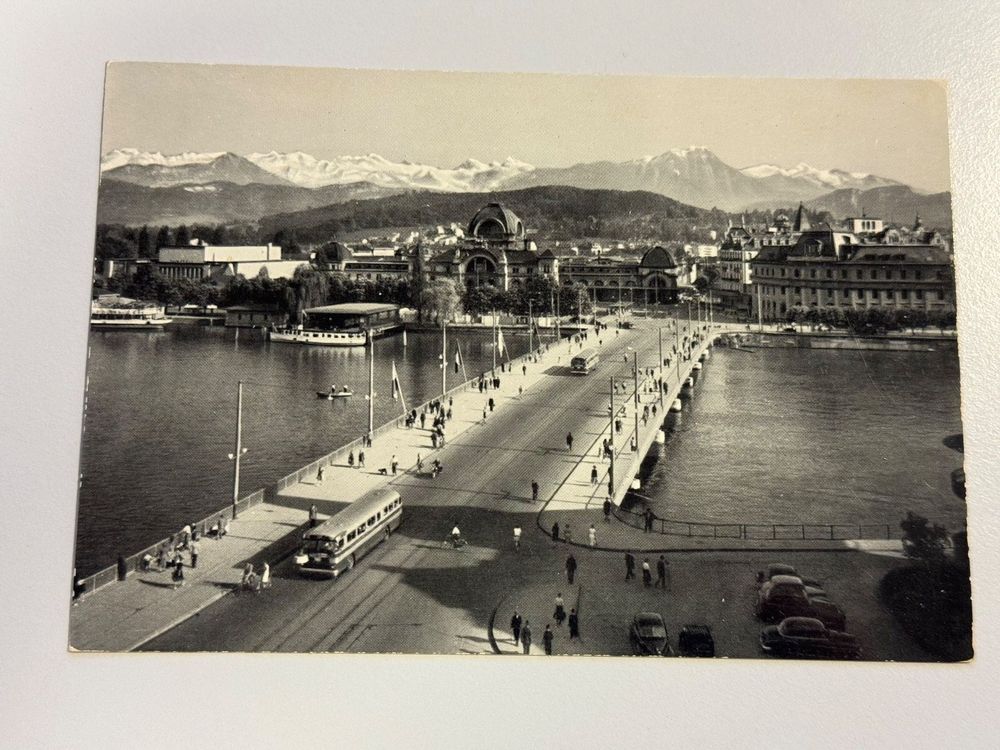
[678,624,715,657]
[759,573,827,600]
[629,612,674,656]
[782,325,798,333]
[756,576,847,631]
[760,617,861,660]
[756,564,823,590]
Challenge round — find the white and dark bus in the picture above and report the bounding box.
[294,487,402,578]
[571,348,600,375]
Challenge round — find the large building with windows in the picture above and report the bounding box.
[751,220,954,320]
[418,201,696,304]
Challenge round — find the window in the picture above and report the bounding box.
[357,525,366,535]
[347,531,356,542]
[871,269,878,280]
[916,290,924,300]
[794,269,800,278]
[916,271,923,280]
[856,270,863,280]
[900,270,907,280]
[826,269,833,279]
[902,290,910,300]
[938,290,945,300]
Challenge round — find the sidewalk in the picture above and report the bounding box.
[69,501,310,651]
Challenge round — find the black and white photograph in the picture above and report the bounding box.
[66,64,972,662]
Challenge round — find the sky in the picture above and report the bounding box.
[102,63,952,192]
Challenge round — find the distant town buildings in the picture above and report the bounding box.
[157,241,307,282]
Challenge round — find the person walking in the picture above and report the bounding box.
[513,525,522,551]
[522,364,527,376]
[358,450,366,468]
[551,521,560,542]
[172,560,185,587]
[510,610,523,646]
[642,558,652,587]
[309,504,318,528]
[553,593,566,626]
[566,554,577,584]
[391,455,398,475]
[420,412,426,429]
[316,465,325,483]
[488,397,495,412]
[591,465,599,485]
[655,555,667,589]
[588,524,596,547]
[531,480,539,503]
[644,508,655,533]
[416,454,423,473]
[566,432,574,451]
[521,621,532,655]
[568,608,580,640]
[603,498,612,523]
[625,551,636,580]
[189,539,199,569]
[543,624,554,655]
[261,561,271,590]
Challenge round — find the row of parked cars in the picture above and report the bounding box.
[628,613,715,657]
[755,563,861,659]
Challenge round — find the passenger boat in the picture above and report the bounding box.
[271,327,367,347]
[316,390,354,399]
[90,298,172,329]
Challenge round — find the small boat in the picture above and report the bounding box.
[316,391,354,399]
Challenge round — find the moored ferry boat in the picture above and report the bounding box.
[90,296,172,329]
[269,303,401,347]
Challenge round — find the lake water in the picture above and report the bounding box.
[643,346,966,532]
[75,324,537,575]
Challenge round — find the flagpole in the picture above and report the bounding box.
[441,319,447,399]
[367,331,375,438]
[392,360,408,416]
[491,307,497,371]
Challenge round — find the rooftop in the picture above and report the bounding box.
[304,303,400,315]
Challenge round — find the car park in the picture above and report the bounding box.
[756,576,847,631]
[629,612,674,656]
[756,564,823,590]
[678,624,715,657]
[760,616,861,660]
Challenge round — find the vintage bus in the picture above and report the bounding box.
[571,348,600,375]
[294,487,402,578]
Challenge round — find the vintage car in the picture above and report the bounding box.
[629,612,674,656]
[756,576,847,631]
[760,617,861,660]
[677,624,715,657]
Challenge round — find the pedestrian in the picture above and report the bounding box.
[591,465,599,485]
[513,525,522,550]
[625,551,636,580]
[543,624,554,655]
[391,454,398,475]
[566,432,574,451]
[521,621,532,655]
[518,385,523,397]
[642,558,652,586]
[261,561,271,590]
[553,593,566,625]
[655,555,667,589]
[358,450,366,468]
[449,396,453,410]
[568,608,580,639]
[420,412,426,429]
[551,521,560,541]
[566,554,577,584]
[564,524,572,544]
[588,524,596,547]
[482,406,488,422]
[644,508,655,533]
[446,407,452,420]
[221,517,230,537]
[511,610,522,645]
[531,480,539,503]
[241,562,253,591]
[317,465,325,483]
[522,364,527,376]
[309,504,318,528]
[172,560,185,587]
[603,497,612,522]
[431,432,439,448]
[190,539,199,568]
[488,397,495,412]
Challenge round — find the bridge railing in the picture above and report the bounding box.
[615,494,897,541]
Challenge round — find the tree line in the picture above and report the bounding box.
[783,304,956,335]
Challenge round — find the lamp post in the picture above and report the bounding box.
[608,375,615,498]
[440,318,447,399]
[228,381,248,520]
[630,349,639,450]
[368,332,375,437]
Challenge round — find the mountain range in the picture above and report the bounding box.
[99,147,921,214]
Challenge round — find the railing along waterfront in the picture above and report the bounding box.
[615,493,897,541]
[75,339,566,601]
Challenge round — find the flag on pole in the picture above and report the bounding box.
[391,361,402,400]
[454,347,461,373]
[496,328,506,358]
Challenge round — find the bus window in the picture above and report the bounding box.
[347,531,356,542]
[357,525,365,535]
[368,516,376,527]
[336,538,344,550]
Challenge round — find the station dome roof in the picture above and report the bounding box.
[468,202,525,241]
[640,246,678,269]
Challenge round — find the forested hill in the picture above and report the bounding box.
[257,185,720,243]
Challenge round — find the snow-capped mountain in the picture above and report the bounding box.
[245,151,535,191]
[740,162,900,192]
[102,152,294,187]
[100,148,228,172]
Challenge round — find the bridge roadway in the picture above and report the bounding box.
[142,318,685,653]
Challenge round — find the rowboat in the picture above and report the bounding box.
[316,391,354,399]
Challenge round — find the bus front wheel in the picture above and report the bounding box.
[346,554,356,572]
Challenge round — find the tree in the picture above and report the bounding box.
[421,278,462,324]
[211,225,228,245]
[156,225,171,250]
[900,511,949,564]
[137,225,154,258]
[175,225,191,246]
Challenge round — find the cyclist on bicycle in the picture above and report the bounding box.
[451,524,462,548]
